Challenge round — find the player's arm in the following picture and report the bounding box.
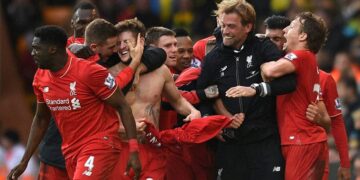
[324,75,350,179]
[213,99,243,129]
[213,98,232,118]
[226,73,296,98]
[306,101,331,131]
[8,103,51,180]
[162,66,201,121]
[140,46,166,73]
[104,88,141,177]
[261,58,296,79]
[331,115,351,180]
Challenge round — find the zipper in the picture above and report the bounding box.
[235,56,244,113]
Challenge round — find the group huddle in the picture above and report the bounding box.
[7,0,351,180]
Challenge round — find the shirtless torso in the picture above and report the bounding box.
[109,63,177,130]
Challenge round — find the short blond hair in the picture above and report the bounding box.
[215,0,256,27]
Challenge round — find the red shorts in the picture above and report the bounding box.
[112,142,167,180]
[166,146,194,180]
[166,143,215,180]
[282,141,328,180]
[38,162,69,180]
[65,138,121,180]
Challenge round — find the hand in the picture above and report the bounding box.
[306,102,331,131]
[183,110,201,122]
[226,86,255,98]
[204,85,219,98]
[128,33,144,65]
[68,43,94,59]
[306,102,321,122]
[125,152,142,180]
[337,167,350,180]
[7,162,27,180]
[228,113,245,129]
[135,119,147,132]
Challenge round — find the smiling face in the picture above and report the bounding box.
[220,12,252,49]
[31,37,53,69]
[175,36,193,72]
[156,35,178,67]
[117,31,136,63]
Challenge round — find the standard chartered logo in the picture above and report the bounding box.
[71,98,81,110]
[45,97,81,111]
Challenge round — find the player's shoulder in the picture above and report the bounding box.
[283,50,312,61]
[320,70,336,84]
[33,68,50,83]
[73,56,105,71]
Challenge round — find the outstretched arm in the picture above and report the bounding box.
[261,58,296,79]
[8,103,51,180]
[162,66,201,121]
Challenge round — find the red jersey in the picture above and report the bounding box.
[320,71,342,117]
[33,56,121,158]
[193,36,215,61]
[277,50,327,145]
[66,36,85,47]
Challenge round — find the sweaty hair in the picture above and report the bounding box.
[115,18,146,38]
[215,0,256,28]
[34,25,68,49]
[145,27,175,46]
[85,18,118,45]
[264,15,290,30]
[173,28,190,38]
[296,12,327,53]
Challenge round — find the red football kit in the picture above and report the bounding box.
[276,50,328,180]
[320,71,350,179]
[33,56,122,179]
[66,36,85,47]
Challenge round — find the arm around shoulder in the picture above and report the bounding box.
[261,58,296,79]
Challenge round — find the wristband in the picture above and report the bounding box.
[129,139,139,152]
[250,82,271,97]
[250,83,261,95]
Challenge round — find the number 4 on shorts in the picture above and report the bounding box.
[84,156,95,170]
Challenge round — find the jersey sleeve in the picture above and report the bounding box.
[85,63,118,100]
[32,70,45,103]
[115,66,134,89]
[283,50,304,73]
[323,75,342,117]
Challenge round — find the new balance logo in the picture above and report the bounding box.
[43,86,49,93]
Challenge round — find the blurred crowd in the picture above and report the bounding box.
[1,0,360,179]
